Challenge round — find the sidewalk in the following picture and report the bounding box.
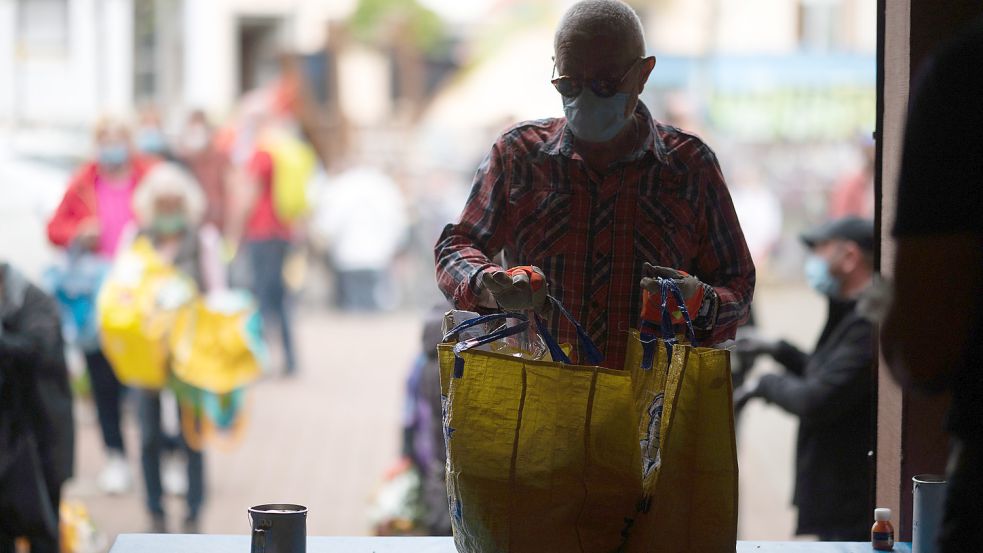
[64,309,421,541]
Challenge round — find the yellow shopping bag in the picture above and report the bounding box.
[169,291,265,395]
[438,284,738,553]
[622,336,738,552]
[169,291,265,451]
[97,237,195,389]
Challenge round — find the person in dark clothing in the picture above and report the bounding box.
[735,217,875,540]
[0,262,75,553]
[882,19,983,553]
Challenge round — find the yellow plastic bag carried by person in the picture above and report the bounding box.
[438,285,737,553]
[262,127,316,223]
[97,237,196,390]
[169,290,266,395]
[169,290,266,451]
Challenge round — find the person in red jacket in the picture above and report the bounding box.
[46,118,156,495]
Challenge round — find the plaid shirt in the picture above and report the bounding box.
[435,102,755,369]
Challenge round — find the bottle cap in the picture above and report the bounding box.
[874,508,891,521]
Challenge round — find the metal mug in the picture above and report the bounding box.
[248,504,308,553]
[912,474,947,553]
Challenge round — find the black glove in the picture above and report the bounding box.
[735,336,778,357]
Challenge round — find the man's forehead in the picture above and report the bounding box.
[555,37,633,73]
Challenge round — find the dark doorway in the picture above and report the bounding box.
[238,17,283,94]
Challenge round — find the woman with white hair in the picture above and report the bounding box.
[123,162,226,533]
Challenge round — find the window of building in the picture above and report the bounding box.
[134,0,158,104]
[17,0,69,57]
[798,0,842,52]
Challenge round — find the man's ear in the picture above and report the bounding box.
[839,242,863,275]
[636,56,657,94]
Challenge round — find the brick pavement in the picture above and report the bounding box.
[64,309,420,544]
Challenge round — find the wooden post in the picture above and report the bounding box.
[875,0,983,541]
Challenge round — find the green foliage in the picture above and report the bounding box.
[349,0,447,54]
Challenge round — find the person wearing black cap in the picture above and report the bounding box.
[735,216,875,541]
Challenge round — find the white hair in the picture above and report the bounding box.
[132,162,206,226]
[555,0,646,59]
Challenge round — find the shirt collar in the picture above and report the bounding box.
[544,100,668,166]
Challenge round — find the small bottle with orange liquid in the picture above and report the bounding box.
[872,507,895,550]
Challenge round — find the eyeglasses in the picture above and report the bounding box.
[551,56,651,98]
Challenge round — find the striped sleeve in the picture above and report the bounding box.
[693,149,755,343]
[434,141,510,310]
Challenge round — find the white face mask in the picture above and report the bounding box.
[562,89,631,143]
[182,125,210,152]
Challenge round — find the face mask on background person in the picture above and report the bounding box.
[98,144,130,169]
[181,124,210,153]
[136,128,169,155]
[804,254,842,297]
[562,89,631,143]
[152,213,187,236]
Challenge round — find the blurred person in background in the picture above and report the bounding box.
[828,136,875,220]
[435,0,754,369]
[123,163,225,533]
[134,106,173,160]
[405,305,451,535]
[234,116,300,375]
[0,262,74,553]
[882,20,983,552]
[315,165,409,311]
[734,217,875,541]
[46,118,157,494]
[177,110,230,234]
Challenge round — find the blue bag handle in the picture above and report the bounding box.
[639,278,699,369]
[441,312,527,344]
[444,312,530,378]
[533,295,605,366]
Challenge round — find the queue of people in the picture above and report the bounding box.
[35,104,307,536]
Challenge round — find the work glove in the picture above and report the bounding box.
[480,266,548,312]
[735,336,779,357]
[639,263,708,326]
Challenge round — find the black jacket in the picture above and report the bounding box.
[757,298,874,537]
[0,263,75,487]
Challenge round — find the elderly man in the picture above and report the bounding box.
[435,0,754,369]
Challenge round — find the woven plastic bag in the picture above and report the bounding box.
[438,283,738,553]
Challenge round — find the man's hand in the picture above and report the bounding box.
[638,263,710,326]
[735,336,778,358]
[480,266,548,312]
[639,263,702,299]
[75,219,101,251]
